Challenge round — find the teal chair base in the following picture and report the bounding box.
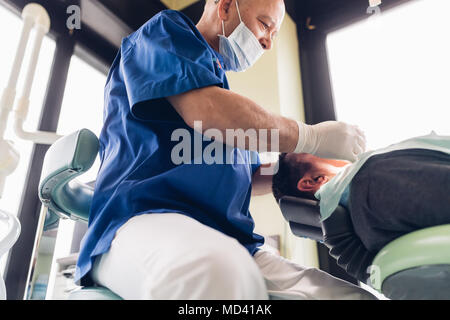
[68,286,123,300]
[370,224,450,300]
[382,265,450,300]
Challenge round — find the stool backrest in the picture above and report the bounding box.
[38,129,99,223]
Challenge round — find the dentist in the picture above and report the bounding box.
[74,0,373,300]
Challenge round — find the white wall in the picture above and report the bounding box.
[226,14,319,267]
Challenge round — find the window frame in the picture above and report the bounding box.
[2,0,114,300]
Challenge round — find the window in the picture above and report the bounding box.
[42,53,106,299]
[0,4,55,274]
[327,0,450,299]
[327,0,450,151]
[57,53,106,182]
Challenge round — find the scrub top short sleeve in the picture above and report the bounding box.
[250,151,262,175]
[119,11,225,120]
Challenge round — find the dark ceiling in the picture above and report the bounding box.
[97,0,293,31]
[1,0,414,69]
[97,0,413,33]
[98,0,169,31]
[3,0,415,40]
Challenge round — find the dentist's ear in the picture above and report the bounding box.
[217,0,233,21]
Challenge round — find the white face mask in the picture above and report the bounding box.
[218,0,264,72]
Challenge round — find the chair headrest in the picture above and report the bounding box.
[279,196,322,229]
[279,195,375,282]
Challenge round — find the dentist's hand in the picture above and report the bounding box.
[294,121,366,162]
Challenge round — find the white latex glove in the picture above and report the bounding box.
[294,121,366,162]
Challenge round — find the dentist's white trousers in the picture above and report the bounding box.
[90,213,377,300]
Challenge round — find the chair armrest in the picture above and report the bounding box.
[370,224,450,292]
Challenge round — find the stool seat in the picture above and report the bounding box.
[68,286,123,300]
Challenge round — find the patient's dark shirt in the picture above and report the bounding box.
[348,148,450,253]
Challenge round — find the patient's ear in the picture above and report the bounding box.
[297,176,326,193]
[297,178,315,192]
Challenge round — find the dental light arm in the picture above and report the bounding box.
[0,3,62,198]
[0,4,57,300]
[369,0,382,7]
[0,3,62,149]
[0,140,19,199]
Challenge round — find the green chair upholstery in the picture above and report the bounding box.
[39,129,123,300]
[369,224,450,300]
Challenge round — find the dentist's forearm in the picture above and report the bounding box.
[167,85,299,153]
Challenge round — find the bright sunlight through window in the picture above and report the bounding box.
[327,0,450,151]
[57,54,106,183]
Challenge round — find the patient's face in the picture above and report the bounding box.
[290,153,350,195]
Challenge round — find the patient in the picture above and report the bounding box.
[273,132,450,268]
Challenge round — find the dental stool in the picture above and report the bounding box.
[280,196,450,300]
[0,209,21,300]
[38,129,123,300]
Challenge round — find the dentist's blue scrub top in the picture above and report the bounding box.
[74,10,264,286]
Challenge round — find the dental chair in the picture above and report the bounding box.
[280,196,450,300]
[38,129,122,300]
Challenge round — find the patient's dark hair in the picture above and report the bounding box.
[272,153,317,203]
